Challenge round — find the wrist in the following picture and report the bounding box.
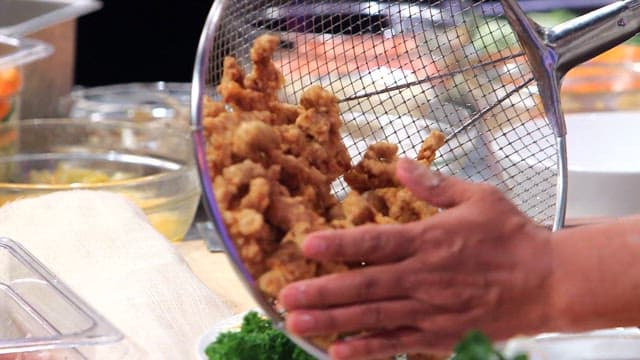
[547,218,640,333]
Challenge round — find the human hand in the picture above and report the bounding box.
[279,158,555,359]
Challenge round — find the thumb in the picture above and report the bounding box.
[396,158,476,209]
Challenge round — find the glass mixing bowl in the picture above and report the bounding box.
[64,82,191,129]
[0,118,201,242]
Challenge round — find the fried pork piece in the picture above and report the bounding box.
[218,57,271,112]
[213,160,280,277]
[344,130,446,194]
[204,34,352,300]
[244,34,285,94]
[297,85,351,180]
[417,129,446,165]
[267,192,327,245]
[205,34,447,357]
[344,142,400,193]
[204,110,277,176]
[368,187,438,223]
[338,184,438,226]
[217,35,298,124]
[259,191,349,297]
[258,241,318,298]
[259,239,348,300]
[339,131,445,226]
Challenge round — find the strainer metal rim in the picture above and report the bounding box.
[190,0,640,358]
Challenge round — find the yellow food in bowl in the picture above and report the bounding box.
[0,118,201,243]
[0,163,200,242]
[28,164,135,184]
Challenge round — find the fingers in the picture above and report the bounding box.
[279,263,411,309]
[302,223,418,263]
[285,299,424,337]
[329,329,455,360]
[395,158,479,209]
[325,310,488,360]
[286,305,486,360]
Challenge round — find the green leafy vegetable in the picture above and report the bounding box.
[625,34,640,46]
[470,17,518,55]
[205,311,314,360]
[470,10,577,55]
[528,10,577,27]
[206,313,527,360]
[451,330,527,360]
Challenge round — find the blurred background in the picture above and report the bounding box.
[2,0,640,237]
[74,0,214,86]
[71,0,615,86]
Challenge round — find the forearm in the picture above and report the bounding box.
[550,215,640,331]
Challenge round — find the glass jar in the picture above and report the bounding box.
[562,44,640,113]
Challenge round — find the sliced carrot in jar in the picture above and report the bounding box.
[0,67,22,98]
[0,99,11,122]
[590,44,640,64]
[0,127,17,148]
[562,44,640,94]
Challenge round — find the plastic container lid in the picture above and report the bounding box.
[66,82,191,127]
[0,0,102,36]
[0,237,135,358]
[0,35,52,71]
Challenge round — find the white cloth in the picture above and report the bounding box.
[0,190,231,359]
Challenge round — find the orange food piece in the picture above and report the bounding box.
[590,44,640,64]
[0,128,17,147]
[0,67,22,98]
[275,34,438,80]
[0,99,10,121]
[563,44,640,94]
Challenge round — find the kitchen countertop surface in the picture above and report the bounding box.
[175,239,258,314]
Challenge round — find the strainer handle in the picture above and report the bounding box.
[548,0,640,76]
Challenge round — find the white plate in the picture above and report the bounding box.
[195,310,261,360]
[503,327,640,360]
[197,311,640,360]
[492,111,640,220]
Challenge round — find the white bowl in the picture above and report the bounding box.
[196,310,262,360]
[196,311,640,360]
[492,110,640,221]
[565,111,640,219]
[502,327,640,360]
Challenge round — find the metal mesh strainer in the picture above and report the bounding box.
[191,1,640,358]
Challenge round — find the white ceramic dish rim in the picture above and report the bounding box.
[196,310,640,360]
[492,110,640,175]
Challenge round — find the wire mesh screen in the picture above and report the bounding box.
[203,0,558,225]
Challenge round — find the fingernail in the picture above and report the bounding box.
[291,313,315,333]
[399,158,441,188]
[330,344,352,359]
[303,235,327,256]
[284,283,307,306]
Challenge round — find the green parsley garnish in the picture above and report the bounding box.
[452,330,527,360]
[206,312,527,360]
[205,311,314,360]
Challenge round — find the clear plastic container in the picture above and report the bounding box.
[0,237,139,359]
[0,35,52,125]
[0,0,101,36]
[0,0,102,118]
